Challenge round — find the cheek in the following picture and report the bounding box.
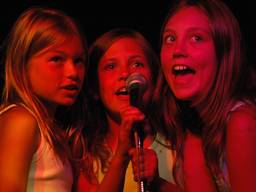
[198,62,217,94]
[98,78,112,99]
[160,46,171,61]
[142,70,153,86]
[206,66,216,87]
[144,80,154,98]
[161,57,172,77]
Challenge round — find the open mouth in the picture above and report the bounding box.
[63,84,79,91]
[172,65,196,76]
[115,87,128,95]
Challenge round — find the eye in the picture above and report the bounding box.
[103,63,115,71]
[163,34,176,44]
[50,56,64,63]
[191,35,203,42]
[131,61,144,68]
[74,56,85,66]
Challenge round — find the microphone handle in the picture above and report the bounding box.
[133,123,148,192]
[129,85,149,191]
[138,180,147,192]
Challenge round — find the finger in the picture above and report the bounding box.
[120,106,145,122]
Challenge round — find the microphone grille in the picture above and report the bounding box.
[126,73,147,93]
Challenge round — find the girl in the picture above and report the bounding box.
[158,0,256,191]
[0,7,87,191]
[75,28,180,192]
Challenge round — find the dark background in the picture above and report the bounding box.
[0,0,255,95]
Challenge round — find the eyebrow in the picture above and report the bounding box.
[163,27,211,34]
[101,54,145,61]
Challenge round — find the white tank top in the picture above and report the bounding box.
[0,104,73,192]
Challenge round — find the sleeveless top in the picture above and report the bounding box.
[0,104,73,192]
[96,133,176,192]
[218,100,255,191]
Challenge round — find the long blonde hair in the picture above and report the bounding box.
[2,6,88,161]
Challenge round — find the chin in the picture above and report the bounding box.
[173,91,194,101]
[59,99,76,106]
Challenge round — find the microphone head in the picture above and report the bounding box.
[126,73,147,93]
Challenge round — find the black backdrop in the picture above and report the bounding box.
[0,0,255,96]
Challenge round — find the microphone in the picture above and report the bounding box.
[126,73,148,192]
[126,73,147,142]
[126,72,147,109]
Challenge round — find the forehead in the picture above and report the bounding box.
[100,37,147,62]
[165,6,210,31]
[107,37,144,53]
[35,35,84,55]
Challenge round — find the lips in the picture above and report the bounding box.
[115,87,128,95]
[60,84,81,97]
[62,84,79,90]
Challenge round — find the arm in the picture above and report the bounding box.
[226,105,256,192]
[183,132,216,192]
[96,106,145,192]
[0,106,39,192]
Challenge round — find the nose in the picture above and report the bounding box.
[172,38,188,59]
[118,64,130,81]
[65,60,82,82]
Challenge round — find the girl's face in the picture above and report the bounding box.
[97,37,153,119]
[28,36,86,109]
[161,6,217,102]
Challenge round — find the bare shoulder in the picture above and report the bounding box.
[227,104,256,133]
[226,104,256,159]
[226,104,256,190]
[0,105,38,129]
[0,105,41,189]
[0,105,40,152]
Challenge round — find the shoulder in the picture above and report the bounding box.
[0,105,38,130]
[0,105,40,152]
[227,103,256,133]
[226,103,256,190]
[0,105,40,190]
[226,103,256,159]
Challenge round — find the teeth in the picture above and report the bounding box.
[116,87,128,95]
[173,65,188,71]
[119,87,127,92]
[172,64,196,75]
